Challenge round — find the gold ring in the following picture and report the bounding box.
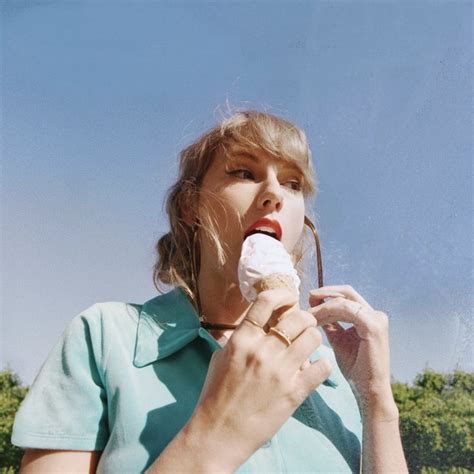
[244,317,265,329]
[268,327,292,347]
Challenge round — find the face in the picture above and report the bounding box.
[196,144,306,280]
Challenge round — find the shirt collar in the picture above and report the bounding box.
[133,286,338,388]
[133,286,203,368]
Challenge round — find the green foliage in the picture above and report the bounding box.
[392,369,474,473]
[0,468,16,474]
[421,469,473,474]
[0,369,29,472]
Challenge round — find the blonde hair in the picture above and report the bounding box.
[153,110,319,301]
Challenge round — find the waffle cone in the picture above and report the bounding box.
[253,273,300,327]
[253,273,297,294]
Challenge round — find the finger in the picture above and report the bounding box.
[234,288,299,339]
[310,298,382,340]
[309,285,373,310]
[266,302,299,329]
[295,356,333,393]
[320,321,346,345]
[264,310,317,351]
[283,325,324,373]
[310,297,361,324]
[300,359,311,370]
[308,291,346,307]
[322,321,345,335]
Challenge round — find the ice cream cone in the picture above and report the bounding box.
[253,273,300,328]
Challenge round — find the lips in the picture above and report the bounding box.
[244,218,282,241]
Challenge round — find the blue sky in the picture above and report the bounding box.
[1,0,472,386]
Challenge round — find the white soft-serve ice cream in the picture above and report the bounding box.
[238,232,301,310]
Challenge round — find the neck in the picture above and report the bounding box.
[197,263,250,339]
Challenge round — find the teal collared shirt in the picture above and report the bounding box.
[12,287,362,473]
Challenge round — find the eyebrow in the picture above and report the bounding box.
[229,151,258,162]
[229,151,302,174]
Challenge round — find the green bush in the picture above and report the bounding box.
[0,369,29,472]
[393,369,474,472]
[420,469,473,474]
[0,467,17,474]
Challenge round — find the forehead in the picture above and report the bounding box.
[223,145,303,173]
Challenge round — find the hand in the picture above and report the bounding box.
[308,285,395,413]
[191,288,332,471]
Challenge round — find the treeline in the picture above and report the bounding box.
[392,369,473,472]
[0,370,27,472]
[1,368,473,472]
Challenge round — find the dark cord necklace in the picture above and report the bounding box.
[199,314,239,330]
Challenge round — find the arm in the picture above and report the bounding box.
[20,449,102,474]
[12,309,109,473]
[145,408,237,474]
[359,389,408,473]
[309,286,408,473]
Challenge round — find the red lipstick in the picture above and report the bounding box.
[244,218,282,241]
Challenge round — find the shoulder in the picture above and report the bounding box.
[77,300,141,320]
[66,301,142,333]
[56,301,142,371]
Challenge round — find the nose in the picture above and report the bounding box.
[257,173,283,212]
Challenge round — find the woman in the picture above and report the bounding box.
[12,110,407,472]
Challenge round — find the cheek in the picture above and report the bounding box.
[218,189,252,221]
[199,190,246,237]
[285,199,305,248]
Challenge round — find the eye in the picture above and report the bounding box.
[284,180,303,192]
[226,169,254,180]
